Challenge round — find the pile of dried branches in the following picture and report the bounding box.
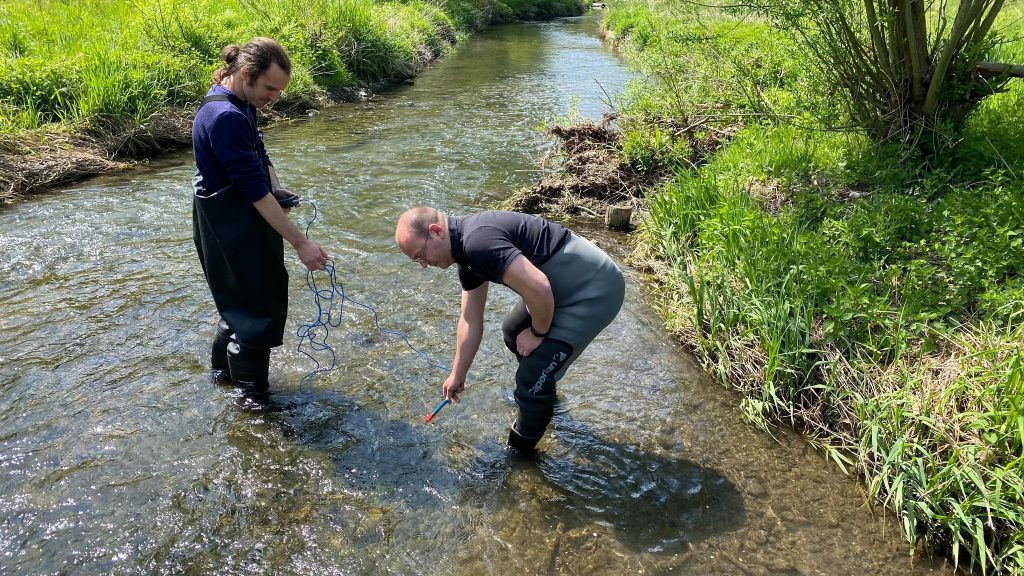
[509,111,740,221]
[0,133,120,204]
[509,114,642,219]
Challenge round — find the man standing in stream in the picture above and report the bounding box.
[192,37,328,406]
[395,207,625,455]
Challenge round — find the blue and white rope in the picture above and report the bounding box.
[295,199,449,393]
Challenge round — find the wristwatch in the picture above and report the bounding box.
[529,325,549,338]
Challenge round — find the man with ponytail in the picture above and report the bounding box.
[191,37,328,407]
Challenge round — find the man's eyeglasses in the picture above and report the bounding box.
[411,235,430,267]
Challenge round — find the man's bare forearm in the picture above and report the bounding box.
[253,193,311,248]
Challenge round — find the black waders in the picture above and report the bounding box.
[226,338,272,405]
[498,233,626,455]
[502,303,574,457]
[193,173,288,402]
[211,318,233,384]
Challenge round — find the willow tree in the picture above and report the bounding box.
[765,0,1017,147]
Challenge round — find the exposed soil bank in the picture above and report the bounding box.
[0,91,362,203]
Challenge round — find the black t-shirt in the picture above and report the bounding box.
[450,211,571,291]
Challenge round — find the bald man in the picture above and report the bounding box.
[395,207,625,455]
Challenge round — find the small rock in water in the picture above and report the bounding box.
[745,477,768,497]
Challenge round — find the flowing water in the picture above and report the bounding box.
[0,15,950,576]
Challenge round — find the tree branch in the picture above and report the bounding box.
[974,61,1024,78]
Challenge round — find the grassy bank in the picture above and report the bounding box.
[0,0,584,201]
[535,0,1022,573]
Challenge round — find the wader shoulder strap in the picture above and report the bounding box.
[202,94,231,105]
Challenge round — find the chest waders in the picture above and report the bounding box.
[500,233,625,455]
[192,94,288,402]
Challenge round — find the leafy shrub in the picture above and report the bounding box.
[620,125,690,175]
[0,57,82,126]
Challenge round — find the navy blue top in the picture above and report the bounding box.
[192,85,273,203]
[450,211,571,291]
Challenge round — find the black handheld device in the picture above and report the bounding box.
[276,193,301,209]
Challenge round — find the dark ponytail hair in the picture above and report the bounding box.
[212,37,291,84]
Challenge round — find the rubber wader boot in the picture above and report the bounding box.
[226,340,272,407]
[508,425,542,458]
[211,319,233,385]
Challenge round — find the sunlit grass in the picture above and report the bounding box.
[0,0,584,134]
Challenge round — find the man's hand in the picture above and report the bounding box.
[295,239,328,271]
[442,374,465,403]
[253,193,323,266]
[515,330,544,357]
[502,256,553,355]
[273,188,300,212]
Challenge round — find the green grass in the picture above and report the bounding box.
[604,0,1024,573]
[0,0,584,135]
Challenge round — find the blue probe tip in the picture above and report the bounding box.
[425,399,449,423]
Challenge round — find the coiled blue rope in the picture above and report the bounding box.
[295,199,449,393]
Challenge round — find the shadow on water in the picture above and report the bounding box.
[538,411,745,553]
[151,386,464,574]
[461,414,746,559]
[151,380,743,575]
[138,389,373,574]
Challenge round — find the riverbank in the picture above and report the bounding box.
[0,0,584,202]
[514,1,1024,574]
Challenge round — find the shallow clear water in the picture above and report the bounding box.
[0,15,948,576]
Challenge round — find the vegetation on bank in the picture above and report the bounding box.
[555,0,1021,573]
[0,0,584,201]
